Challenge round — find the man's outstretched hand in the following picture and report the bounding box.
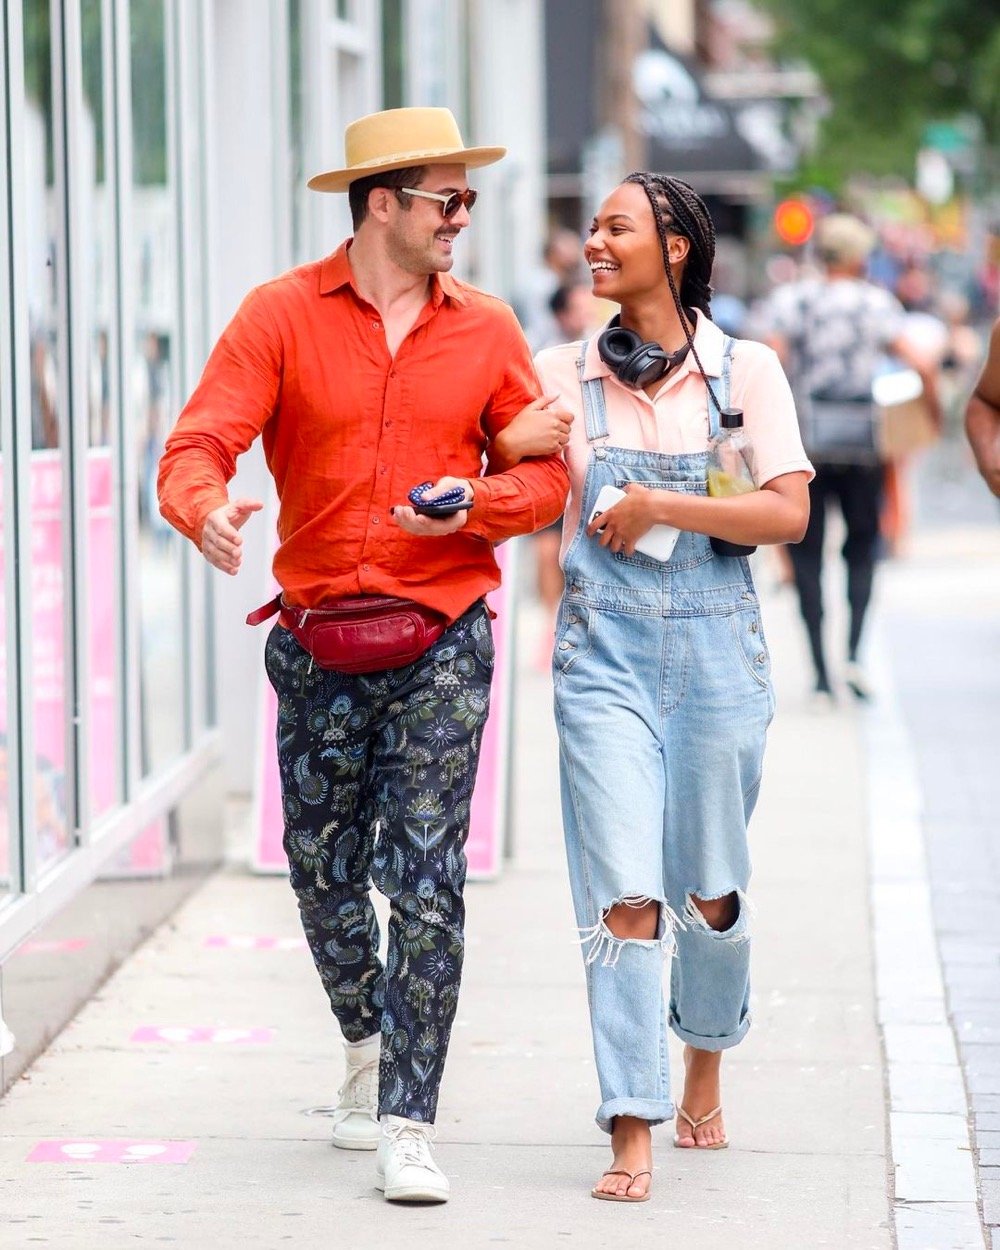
[201,498,263,574]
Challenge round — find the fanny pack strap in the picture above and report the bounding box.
[246,596,281,627]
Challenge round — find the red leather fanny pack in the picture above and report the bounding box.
[246,594,447,675]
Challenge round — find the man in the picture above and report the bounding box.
[966,317,1000,498]
[158,107,569,1203]
[543,281,601,349]
[759,214,939,704]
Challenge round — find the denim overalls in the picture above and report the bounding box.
[553,338,774,1133]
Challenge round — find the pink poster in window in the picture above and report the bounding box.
[251,546,516,880]
[0,451,167,878]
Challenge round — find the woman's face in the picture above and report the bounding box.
[584,182,688,303]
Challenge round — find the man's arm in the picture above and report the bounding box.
[464,308,569,542]
[965,318,1000,498]
[157,288,282,548]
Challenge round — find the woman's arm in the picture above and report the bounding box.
[486,394,572,472]
[965,319,1000,498]
[587,472,811,557]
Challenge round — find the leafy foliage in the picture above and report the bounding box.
[754,0,1000,181]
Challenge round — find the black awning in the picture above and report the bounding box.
[636,29,766,176]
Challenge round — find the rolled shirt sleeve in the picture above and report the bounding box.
[157,288,282,546]
[464,306,569,541]
[731,340,814,487]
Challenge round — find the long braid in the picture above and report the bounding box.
[624,172,723,413]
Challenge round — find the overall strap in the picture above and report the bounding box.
[706,335,737,440]
[576,343,610,443]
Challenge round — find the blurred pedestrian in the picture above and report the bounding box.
[520,172,811,1201]
[881,264,947,555]
[157,106,568,1204]
[758,214,940,703]
[966,317,1000,497]
[516,226,588,349]
[542,281,601,348]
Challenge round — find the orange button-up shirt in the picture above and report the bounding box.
[158,241,568,621]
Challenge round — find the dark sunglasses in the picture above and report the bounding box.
[399,187,478,219]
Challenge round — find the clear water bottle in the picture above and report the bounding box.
[706,407,758,558]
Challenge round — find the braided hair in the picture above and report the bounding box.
[623,172,722,408]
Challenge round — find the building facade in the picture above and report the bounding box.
[0,0,545,1091]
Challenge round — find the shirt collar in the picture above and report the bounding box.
[580,307,725,383]
[319,239,469,307]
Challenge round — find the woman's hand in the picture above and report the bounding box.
[585,482,663,556]
[491,394,573,470]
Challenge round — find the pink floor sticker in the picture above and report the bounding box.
[28,1140,196,1164]
[20,938,90,955]
[130,1026,275,1044]
[203,935,306,951]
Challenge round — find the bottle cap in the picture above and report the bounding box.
[720,407,744,428]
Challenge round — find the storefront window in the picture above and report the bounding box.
[381,0,404,109]
[82,0,121,820]
[0,325,9,901]
[288,0,308,263]
[130,0,185,775]
[23,0,72,868]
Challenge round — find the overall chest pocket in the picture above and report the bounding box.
[611,478,713,571]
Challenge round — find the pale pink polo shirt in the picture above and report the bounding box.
[534,310,814,554]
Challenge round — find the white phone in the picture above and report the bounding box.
[588,484,681,563]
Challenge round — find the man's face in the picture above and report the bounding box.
[558,286,597,339]
[385,163,471,276]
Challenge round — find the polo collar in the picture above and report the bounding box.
[318,239,469,306]
[580,308,725,383]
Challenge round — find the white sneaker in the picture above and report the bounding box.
[375,1116,450,1203]
[329,1036,380,1151]
[844,661,874,702]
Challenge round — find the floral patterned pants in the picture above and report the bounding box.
[264,600,494,1123]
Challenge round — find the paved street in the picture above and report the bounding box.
[1,434,997,1248]
[882,442,1000,1244]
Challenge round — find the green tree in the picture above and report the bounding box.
[756,0,1000,183]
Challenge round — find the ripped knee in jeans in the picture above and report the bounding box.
[578,893,683,968]
[682,889,752,944]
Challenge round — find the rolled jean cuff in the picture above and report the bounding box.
[668,1012,751,1053]
[596,1096,674,1135]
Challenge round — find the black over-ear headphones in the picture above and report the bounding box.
[597,319,690,388]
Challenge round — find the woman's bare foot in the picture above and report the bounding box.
[674,1046,727,1148]
[592,1115,653,1199]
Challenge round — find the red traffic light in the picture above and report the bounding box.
[773,199,814,247]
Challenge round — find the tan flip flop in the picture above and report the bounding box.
[591,1168,653,1202]
[674,1105,729,1150]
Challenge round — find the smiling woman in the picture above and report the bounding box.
[520,172,814,1202]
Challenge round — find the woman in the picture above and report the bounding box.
[504,174,812,1201]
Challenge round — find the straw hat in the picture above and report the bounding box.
[308,107,506,193]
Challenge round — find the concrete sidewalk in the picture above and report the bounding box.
[0,582,892,1249]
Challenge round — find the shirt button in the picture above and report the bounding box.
[372,320,381,330]
[749,620,759,633]
[384,420,392,429]
[568,614,579,624]
[372,516,380,525]
[362,564,370,572]
[558,641,572,651]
